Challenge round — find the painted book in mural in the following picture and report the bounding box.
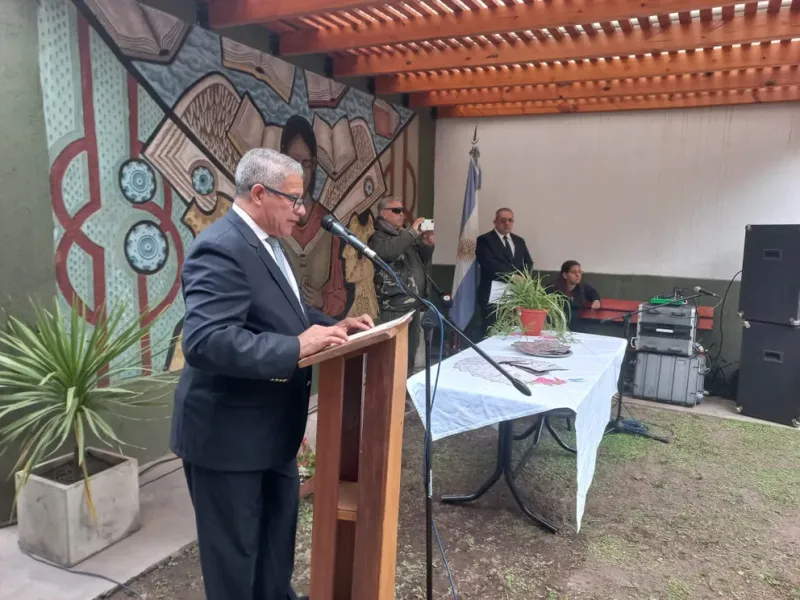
[221,38,295,103]
[84,0,189,62]
[313,117,357,179]
[305,71,348,108]
[227,94,283,154]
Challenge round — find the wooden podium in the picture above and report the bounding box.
[299,312,413,600]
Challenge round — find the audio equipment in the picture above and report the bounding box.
[736,321,800,427]
[738,224,800,327]
[633,302,697,357]
[632,352,707,407]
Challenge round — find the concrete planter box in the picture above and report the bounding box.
[15,447,141,567]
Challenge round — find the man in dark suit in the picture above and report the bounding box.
[475,207,534,337]
[171,148,374,600]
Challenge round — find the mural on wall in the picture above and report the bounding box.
[39,0,419,375]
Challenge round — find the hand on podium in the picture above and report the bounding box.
[298,324,349,358]
[337,314,375,334]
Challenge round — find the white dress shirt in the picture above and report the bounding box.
[495,229,515,257]
[232,203,303,307]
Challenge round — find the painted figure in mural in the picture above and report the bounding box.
[172,148,374,600]
[279,116,348,318]
[344,211,379,318]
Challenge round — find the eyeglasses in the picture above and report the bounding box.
[497,217,514,224]
[385,207,404,214]
[260,184,304,212]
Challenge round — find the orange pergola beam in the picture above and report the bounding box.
[410,66,800,106]
[334,11,800,77]
[437,85,800,118]
[280,0,728,56]
[376,40,800,94]
[207,0,385,27]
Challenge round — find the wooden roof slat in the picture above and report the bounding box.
[744,3,759,16]
[657,14,673,27]
[280,0,734,55]
[722,6,736,20]
[208,0,390,26]
[678,11,693,23]
[700,8,714,21]
[409,66,800,106]
[581,23,597,36]
[547,27,565,41]
[619,18,634,32]
[376,41,800,92]
[437,85,800,117]
[335,11,800,76]
[564,25,582,37]
[792,0,800,11]
[600,21,617,34]
[767,0,783,13]
[638,16,653,29]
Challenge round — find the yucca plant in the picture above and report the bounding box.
[0,299,169,520]
[488,269,572,341]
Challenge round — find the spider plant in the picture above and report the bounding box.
[0,299,171,521]
[488,269,572,341]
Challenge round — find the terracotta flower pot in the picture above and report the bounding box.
[518,308,548,336]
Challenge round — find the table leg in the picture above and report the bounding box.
[500,422,559,534]
[441,421,559,534]
[441,422,504,504]
[545,419,577,454]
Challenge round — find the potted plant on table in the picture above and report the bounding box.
[488,269,572,339]
[0,300,168,567]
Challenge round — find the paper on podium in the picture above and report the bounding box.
[489,281,507,305]
[298,310,415,368]
[347,311,415,342]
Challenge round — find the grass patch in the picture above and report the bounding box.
[666,579,692,600]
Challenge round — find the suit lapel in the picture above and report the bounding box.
[227,211,310,329]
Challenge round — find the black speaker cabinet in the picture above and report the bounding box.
[737,320,800,427]
[739,224,800,326]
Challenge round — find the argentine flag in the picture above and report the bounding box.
[450,156,480,330]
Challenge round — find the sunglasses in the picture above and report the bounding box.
[259,184,304,211]
[385,207,404,214]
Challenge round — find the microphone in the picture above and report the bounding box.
[693,285,720,298]
[321,214,378,261]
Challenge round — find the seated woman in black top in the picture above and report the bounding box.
[549,260,601,330]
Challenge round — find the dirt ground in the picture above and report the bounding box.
[108,404,800,600]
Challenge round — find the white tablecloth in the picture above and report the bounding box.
[406,332,626,531]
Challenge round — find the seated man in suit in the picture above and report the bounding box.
[171,148,374,600]
[548,259,601,331]
[476,208,533,337]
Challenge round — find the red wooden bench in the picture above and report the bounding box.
[578,299,715,331]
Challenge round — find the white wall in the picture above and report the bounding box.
[433,103,800,280]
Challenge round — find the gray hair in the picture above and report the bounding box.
[376,196,402,213]
[234,148,303,197]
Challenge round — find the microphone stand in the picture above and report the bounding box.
[321,215,531,600]
[603,293,704,442]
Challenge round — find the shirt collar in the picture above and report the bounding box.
[495,229,509,239]
[233,202,270,242]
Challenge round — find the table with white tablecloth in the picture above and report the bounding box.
[406,332,627,532]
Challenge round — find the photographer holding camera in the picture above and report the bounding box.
[368,196,435,377]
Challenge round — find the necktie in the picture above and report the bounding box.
[503,235,512,257]
[266,237,293,287]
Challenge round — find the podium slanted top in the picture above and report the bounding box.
[298,311,414,368]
